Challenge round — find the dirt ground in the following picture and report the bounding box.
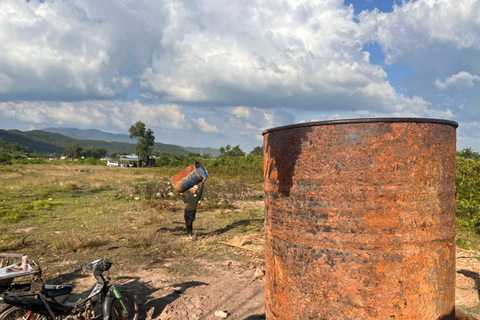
[96,248,480,320]
[13,237,480,320]
[62,255,266,320]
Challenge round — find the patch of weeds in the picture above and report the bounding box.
[33,200,62,211]
[147,199,177,212]
[51,238,82,253]
[201,199,236,211]
[134,182,163,200]
[51,237,106,253]
[111,194,124,200]
[125,235,150,249]
[42,188,62,198]
[196,235,220,246]
[17,203,34,211]
[0,209,22,223]
[92,184,114,192]
[0,165,14,172]
[0,240,8,252]
[235,219,264,233]
[63,183,80,190]
[214,210,232,219]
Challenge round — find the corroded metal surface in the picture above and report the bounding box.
[170,162,208,193]
[263,118,458,320]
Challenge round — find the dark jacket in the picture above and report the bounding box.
[181,181,204,211]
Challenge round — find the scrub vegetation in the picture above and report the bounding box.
[2,146,480,256]
[0,162,265,277]
[455,148,480,249]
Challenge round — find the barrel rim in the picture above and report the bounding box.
[262,117,459,135]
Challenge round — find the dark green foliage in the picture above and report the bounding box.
[155,145,263,184]
[456,153,480,248]
[249,146,263,156]
[83,147,108,159]
[129,121,155,163]
[63,142,83,159]
[0,129,68,153]
[0,138,41,163]
[219,145,245,157]
[458,147,480,161]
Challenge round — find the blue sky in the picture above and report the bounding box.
[0,0,479,153]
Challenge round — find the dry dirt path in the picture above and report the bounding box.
[99,247,480,320]
[113,259,266,320]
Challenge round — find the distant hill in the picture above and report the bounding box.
[0,130,73,154]
[0,128,220,156]
[43,127,137,144]
[0,129,184,155]
[42,127,220,156]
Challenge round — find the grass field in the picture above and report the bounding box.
[0,164,265,279]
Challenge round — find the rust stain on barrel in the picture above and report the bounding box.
[263,118,458,320]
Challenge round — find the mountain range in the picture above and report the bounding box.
[0,128,220,156]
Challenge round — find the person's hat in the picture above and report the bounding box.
[192,185,199,190]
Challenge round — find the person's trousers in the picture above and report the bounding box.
[184,209,196,236]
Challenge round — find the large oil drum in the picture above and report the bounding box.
[263,118,458,319]
[171,162,208,193]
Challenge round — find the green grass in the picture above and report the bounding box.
[0,163,265,277]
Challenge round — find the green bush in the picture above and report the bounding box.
[455,155,480,248]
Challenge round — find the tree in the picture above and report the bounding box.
[129,121,155,166]
[458,147,480,161]
[219,145,231,158]
[63,142,83,159]
[83,147,108,159]
[249,146,263,156]
[51,152,61,159]
[226,145,245,157]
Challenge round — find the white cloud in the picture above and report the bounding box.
[0,0,463,118]
[230,107,251,119]
[435,71,480,90]
[0,0,161,101]
[360,0,480,64]
[194,118,220,133]
[0,100,190,132]
[139,92,158,100]
[138,0,422,114]
[1,0,479,152]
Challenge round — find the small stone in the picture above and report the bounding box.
[214,310,228,318]
[254,267,265,278]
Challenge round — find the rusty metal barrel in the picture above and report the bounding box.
[263,118,458,320]
[171,161,208,193]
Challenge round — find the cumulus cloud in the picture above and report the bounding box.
[0,0,466,117]
[360,0,480,64]
[1,0,479,151]
[139,0,421,114]
[0,0,158,101]
[0,100,190,132]
[194,118,220,133]
[435,71,480,90]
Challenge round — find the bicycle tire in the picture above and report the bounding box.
[109,291,138,320]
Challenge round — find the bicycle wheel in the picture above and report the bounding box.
[110,291,138,320]
[0,307,44,320]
